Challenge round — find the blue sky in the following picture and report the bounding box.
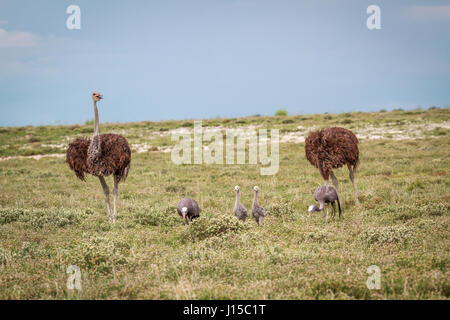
[0,0,449,126]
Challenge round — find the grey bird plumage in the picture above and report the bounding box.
[233,186,248,221]
[252,186,266,225]
[177,198,200,224]
[308,185,341,224]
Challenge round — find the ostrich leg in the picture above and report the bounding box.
[348,164,360,206]
[99,176,112,221]
[112,175,119,224]
[330,171,342,205]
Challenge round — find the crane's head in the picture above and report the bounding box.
[181,207,188,220]
[253,186,259,192]
[308,204,320,218]
[92,92,103,102]
[234,185,240,192]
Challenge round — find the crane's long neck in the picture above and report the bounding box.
[318,201,324,211]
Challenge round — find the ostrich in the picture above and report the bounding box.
[252,186,266,225]
[308,185,341,224]
[305,127,360,205]
[233,186,248,222]
[66,92,131,223]
[177,198,200,224]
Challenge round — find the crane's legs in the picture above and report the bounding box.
[324,204,329,224]
[99,176,112,221]
[348,164,360,206]
[112,176,119,224]
[331,201,336,218]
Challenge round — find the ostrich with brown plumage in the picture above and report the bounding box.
[66,92,131,223]
[305,127,360,205]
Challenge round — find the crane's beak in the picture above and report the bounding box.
[182,212,189,224]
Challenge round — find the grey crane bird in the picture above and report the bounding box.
[308,185,341,224]
[177,198,200,224]
[233,186,248,221]
[252,186,266,225]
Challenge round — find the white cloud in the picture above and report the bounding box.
[0,28,38,48]
[407,5,450,21]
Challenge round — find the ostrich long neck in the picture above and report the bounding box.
[235,191,240,207]
[90,100,101,155]
[93,100,99,137]
[253,191,258,207]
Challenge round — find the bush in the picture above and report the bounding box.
[0,208,25,225]
[186,214,248,240]
[360,226,414,246]
[0,208,83,228]
[133,206,180,227]
[60,236,129,274]
[372,203,448,220]
[275,109,288,116]
[267,202,296,218]
[16,241,47,258]
[20,208,83,229]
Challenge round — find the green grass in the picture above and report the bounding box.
[0,108,449,299]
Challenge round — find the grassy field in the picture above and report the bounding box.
[0,108,449,299]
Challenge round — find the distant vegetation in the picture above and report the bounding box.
[274,109,288,116]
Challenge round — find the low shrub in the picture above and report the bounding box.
[133,206,180,227]
[60,236,129,274]
[0,208,25,225]
[1,208,84,228]
[21,209,83,229]
[16,241,47,258]
[360,226,414,246]
[186,214,248,240]
[267,202,296,218]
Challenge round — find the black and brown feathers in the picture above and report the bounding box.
[305,127,359,180]
[66,133,131,182]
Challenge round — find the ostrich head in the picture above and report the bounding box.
[234,185,240,192]
[92,92,103,102]
[253,186,259,192]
